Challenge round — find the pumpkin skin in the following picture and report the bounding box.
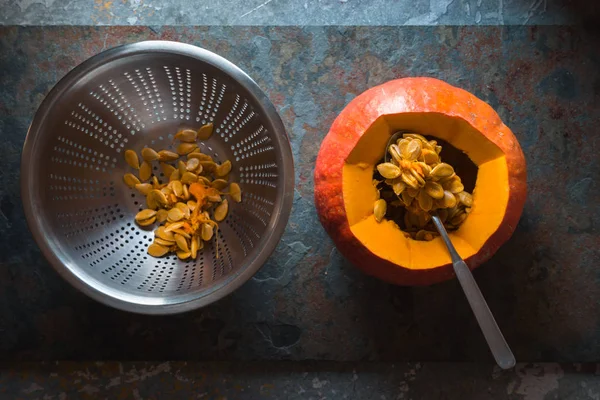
[314,78,527,286]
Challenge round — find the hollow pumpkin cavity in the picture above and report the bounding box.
[343,113,509,270]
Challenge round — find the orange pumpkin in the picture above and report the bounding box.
[314,78,527,285]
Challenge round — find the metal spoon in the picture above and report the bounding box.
[430,215,515,369]
[385,131,516,369]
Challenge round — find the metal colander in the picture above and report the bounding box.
[21,41,294,314]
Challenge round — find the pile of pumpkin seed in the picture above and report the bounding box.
[122,123,242,260]
[373,133,473,241]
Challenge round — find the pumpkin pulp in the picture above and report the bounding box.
[343,112,508,270]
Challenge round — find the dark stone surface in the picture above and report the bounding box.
[0,26,599,363]
[0,0,583,26]
[1,361,600,399]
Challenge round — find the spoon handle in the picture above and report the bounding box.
[431,215,516,369]
[452,259,516,369]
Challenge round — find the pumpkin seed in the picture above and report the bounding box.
[174,233,190,252]
[420,139,435,151]
[442,190,457,208]
[457,191,473,207]
[160,162,176,178]
[410,167,426,186]
[151,176,160,189]
[154,237,175,247]
[404,140,422,161]
[430,163,454,179]
[182,184,190,200]
[197,123,214,140]
[124,150,140,169]
[403,133,428,142]
[139,161,152,182]
[141,147,160,162]
[421,149,439,164]
[447,205,461,220]
[229,183,242,202]
[377,163,402,179]
[450,212,467,226]
[401,191,413,207]
[167,207,184,222]
[171,180,184,197]
[177,160,187,177]
[187,152,213,162]
[169,169,180,182]
[197,176,212,185]
[155,226,175,241]
[175,129,197,143]
[199,160,217,173]
[173,229,191,240]
[135,209,157,222]
[123,173,140,188]
[398,139,410,155]
[401,172,420,189]
[146,193,158,210]
[177,142,198,155]
[164,221,185,232]
[406,187,419,197]
[392,180,406,196]
[135,183,152,196]
[175,202,190,217]
[191,235,199,259]
[201,223,214,241]
[215,160,232,177]
[181,172,198,184]
[415,229,428,241]
[148,243,169,257]
[158,150,179,162]
[187,200,197,211]
[423,181,444,199]
[156,209,168,223]
[214,199,228,221]
[417,190,433,211]
[374,199,386,222]
[207,194,222,203]
[416,162,432,177]
[186,158,200,172]
[150,189,168,206]
[388,144,402,163]
[447,178,464,194]
[161,186,173,197]
[176,250,191,260]
[137,216,156,227]
[211,179,228,190]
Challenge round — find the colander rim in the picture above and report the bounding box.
[21,40,295,314]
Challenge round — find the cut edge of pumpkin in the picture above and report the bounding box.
[343,112,510,270]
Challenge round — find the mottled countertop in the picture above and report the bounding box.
[0,0,584,26]
[2,361,599,399]
[0,25,599,367]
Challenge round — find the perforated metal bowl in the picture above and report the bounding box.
[21,41,294,314]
